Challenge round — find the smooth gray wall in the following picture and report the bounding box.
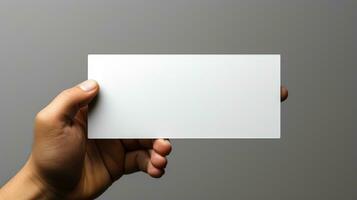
[0,1,356,199]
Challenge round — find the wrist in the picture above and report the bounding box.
[0,159,62,200]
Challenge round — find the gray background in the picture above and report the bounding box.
[0,0,356,199]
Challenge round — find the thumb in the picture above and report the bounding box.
[42,80,99,123]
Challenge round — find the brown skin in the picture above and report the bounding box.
[281,86,288,102]
[0,80,288,200]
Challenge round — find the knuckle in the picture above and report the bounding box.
[35,111,49,124]
[35,110,56,125]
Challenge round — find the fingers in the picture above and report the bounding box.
[39,80,99,123]
[124,150,165,178]
[153,139,172,156]
[281,86,288,102]
[150,149,167,169]
[122,139,172,155]
[124,139,172,178]
[121,139,154,151]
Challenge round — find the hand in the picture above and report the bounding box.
[0,80,288,200]
[0,80,172,200]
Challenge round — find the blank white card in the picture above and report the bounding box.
[88,54,280,138]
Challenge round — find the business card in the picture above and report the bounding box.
[88,54,280,138]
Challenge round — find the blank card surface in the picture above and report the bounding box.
[88,54,280,138]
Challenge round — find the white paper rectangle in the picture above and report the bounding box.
[88,54,280,138]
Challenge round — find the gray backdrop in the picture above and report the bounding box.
[0,1,356,199]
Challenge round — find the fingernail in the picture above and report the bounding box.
[79,80,97,92]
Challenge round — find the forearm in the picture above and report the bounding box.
[0,160,58,200]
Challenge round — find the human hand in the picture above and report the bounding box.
[0,80,172,199]
[0,81,288,200]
